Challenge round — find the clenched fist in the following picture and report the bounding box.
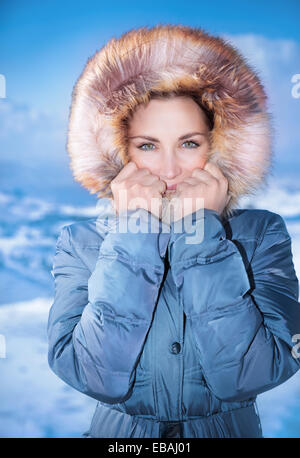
[110,161,167,219]
[169,161,231,222]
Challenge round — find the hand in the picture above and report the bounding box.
[170,161,231,221]
[110,161,167,219]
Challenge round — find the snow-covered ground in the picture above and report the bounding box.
[0,176,300,438]
[0,298,97,438]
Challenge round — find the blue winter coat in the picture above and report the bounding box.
[47,203,300,438]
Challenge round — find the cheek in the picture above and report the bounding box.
[129,151,157,172]
[182,155,207,172]
[197,156,207,169]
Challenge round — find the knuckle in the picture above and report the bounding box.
[137,168,150,175]
[131,181,140,190]
[145,186,153,196]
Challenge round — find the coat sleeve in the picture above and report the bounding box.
[47,208,170,403]
[168,208,300,402]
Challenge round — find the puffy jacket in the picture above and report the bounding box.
[47,24,300,437]
[47,200,300,438]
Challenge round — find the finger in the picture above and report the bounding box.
[133,168,151,179]
[139,175,159,186]
[157,180,167,194]
[203,161,227,184]
[191,167,216,184]
[113,161,138,182]
[181,177,199,186]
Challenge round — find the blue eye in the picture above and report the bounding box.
[183,140,200,148]
[136,140,200,151]
[137,143,155,151]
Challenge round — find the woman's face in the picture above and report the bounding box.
[127,96,211,190]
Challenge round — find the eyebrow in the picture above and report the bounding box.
[128,132,206,142]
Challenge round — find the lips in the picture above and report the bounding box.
[166,184,177,190]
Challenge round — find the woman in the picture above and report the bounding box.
[47,24,300,438]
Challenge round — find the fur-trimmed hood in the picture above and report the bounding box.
[66,24,274,219]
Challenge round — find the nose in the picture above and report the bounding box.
[159,150,182,180]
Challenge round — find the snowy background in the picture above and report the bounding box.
[0,0,299,438]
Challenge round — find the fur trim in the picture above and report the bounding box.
[67,24,274,220]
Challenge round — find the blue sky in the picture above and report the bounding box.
[1,0,300,117]
[0,0,300,197]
